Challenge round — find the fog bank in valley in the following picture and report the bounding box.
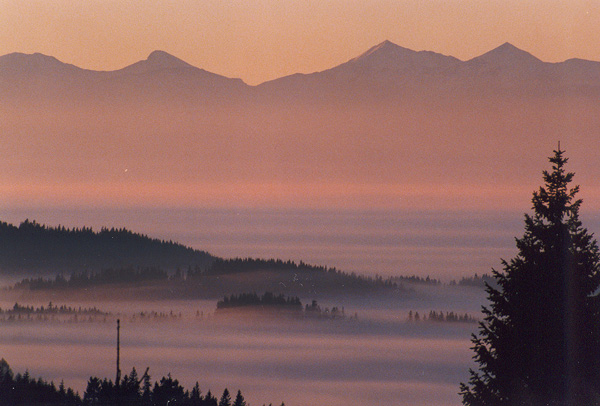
[0,285,485,405]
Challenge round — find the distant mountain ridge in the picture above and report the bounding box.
[2,41,599,102]
[467,42,543,67]
[119,50,197,74]
[3,40,600,215]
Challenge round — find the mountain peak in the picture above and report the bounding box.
[497,42,520,50]
[370,40,397,52]
[0,52,84,75]
[145,50,193,69]
[115,50,196,75]
[345,40,460,72]
[468,42,542,66]
[351,40,412,63]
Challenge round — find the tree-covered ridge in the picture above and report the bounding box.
[216,292,352,320]
[449,273,497,289]
[216,292,302,311]
[0,220,215,273]
[13,267,169,290]
[200,257,401,291]
[0,359,272,406]
[389,274,441,286]
[0,302,109,323]
[406,310,478,323]
[203,258,311,275]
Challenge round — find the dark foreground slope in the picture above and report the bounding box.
[0,220,215,274]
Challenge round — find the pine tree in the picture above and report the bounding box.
[460,147,600,405]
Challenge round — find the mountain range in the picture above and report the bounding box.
[2,41,599,104]
[2,40,600,211]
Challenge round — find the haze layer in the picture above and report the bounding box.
[2,42,600,211]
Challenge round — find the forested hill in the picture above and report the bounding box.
[0,220,215,274]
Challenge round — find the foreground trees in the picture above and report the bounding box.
[0,359,80,406]
[460,148,600,404]
[0,358,269,406]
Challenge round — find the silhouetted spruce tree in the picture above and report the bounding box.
[204,389,218,406]
[232,390,246,406]
[153,374,186,405]
[190,382,202,405]
[218,388,232,406]
[460,147,600,405]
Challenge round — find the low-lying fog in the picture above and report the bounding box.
[0,285,486,405]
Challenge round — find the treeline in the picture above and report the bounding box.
[13,267,168,290]
[216,292,353,320]
[3,302,107,315]
[9,256,404,296]
[81,368,252,406]
[202,258,308,275]
[407,310,478,323]
[0,302,109,323]
[217,292,302,310]
[0,302,189,324]
[0,219,214,274]
[390,275,441,285]
[304,299,349,320]
[389,273,500,290]
[0,359,282,406]
[449,273,498,289]
[391,274,499,289]
[199,258,402,292]
[0,359,80,406]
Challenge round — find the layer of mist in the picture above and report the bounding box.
[0,286,485,406]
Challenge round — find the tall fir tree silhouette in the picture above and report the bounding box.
[232,390,246,406]
[218,388,232,406]
[460,147,600,405]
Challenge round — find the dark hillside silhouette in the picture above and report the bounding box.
[460,148,600,404]
[9,256,404,300]
[0,358,81,406]
[216,292,302,311]
[192,257,402,295]
[215,292,350,319]
[0,220,215,274]
[13,267,169,290]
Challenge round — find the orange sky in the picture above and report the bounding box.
[2,0,600,214]
[1,0,599,85]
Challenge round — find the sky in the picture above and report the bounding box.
[2,0,600,277]
[2,0,600,85]
[2,0,600,214]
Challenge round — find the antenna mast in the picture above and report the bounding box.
[116,319,121,385]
